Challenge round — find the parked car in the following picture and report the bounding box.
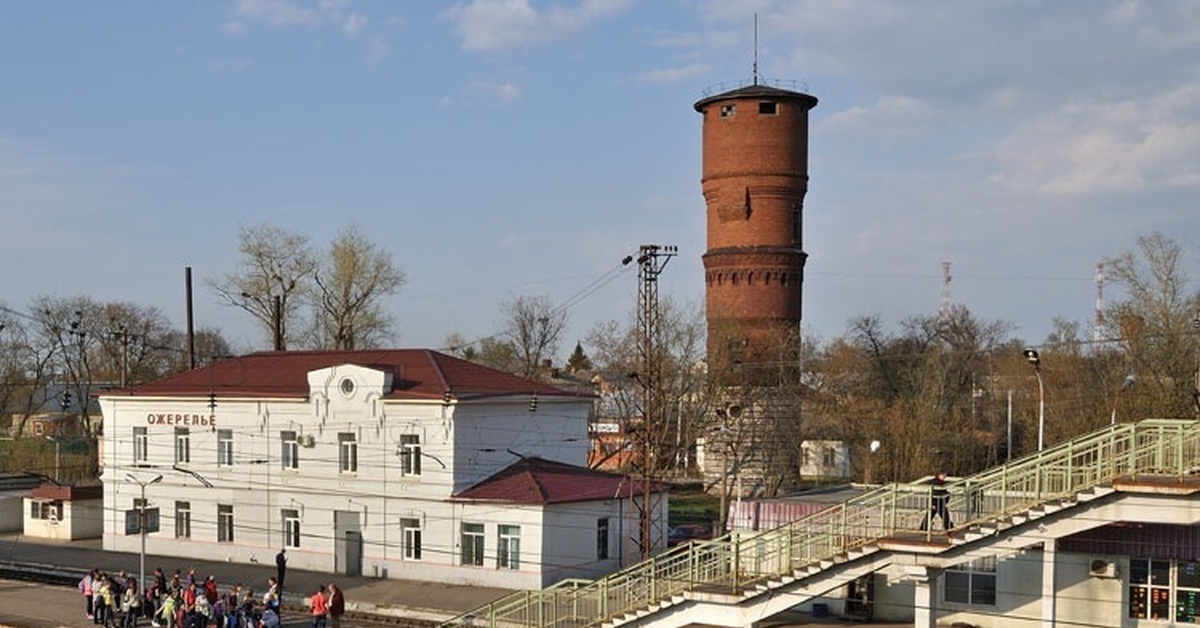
[668,523,712,547]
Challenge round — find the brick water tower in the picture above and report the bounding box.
[695,82,818,373]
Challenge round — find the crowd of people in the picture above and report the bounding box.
[77,558,346,628]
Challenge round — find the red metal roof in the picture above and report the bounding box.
[107,349,590,402]
[454,457,660,505]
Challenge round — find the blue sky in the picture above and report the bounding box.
[2,1,1197,356]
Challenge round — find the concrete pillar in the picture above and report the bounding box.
[909,566,941,628]
[1041,539,1057,627]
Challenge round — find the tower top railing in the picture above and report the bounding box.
[700,77,811,98]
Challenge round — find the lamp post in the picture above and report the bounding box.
[45,436,60,483]
[865,440,881,484]
[1023,348,1045,451]
[125,473,162,597]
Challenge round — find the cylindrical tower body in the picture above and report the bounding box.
[695,84,818,369]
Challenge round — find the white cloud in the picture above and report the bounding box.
[439,79,523,108]
[991,84,1200,196]
[632,64,710,84]
[225,0,367,37]
[342,13,367,35]
[821,95,947,141]
[445,0,633,53]
[229,0,319,28]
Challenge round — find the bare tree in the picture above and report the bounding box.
[208,223,317,350]
[0,308,55,438]
[1104,232,1200,418]
[310,225,406,349]
[501,295,568,380]
[586,298,708,474]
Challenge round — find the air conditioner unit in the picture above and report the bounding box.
[300,434,316,448]
[1090,559,1118,578]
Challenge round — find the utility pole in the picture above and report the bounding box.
[631,244,675,559]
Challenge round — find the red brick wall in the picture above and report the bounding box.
[697,89,816,362]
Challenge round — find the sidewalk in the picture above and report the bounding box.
[0,533,510,623]
[0,534,904,628]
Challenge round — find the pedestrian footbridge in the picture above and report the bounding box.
[441,418,1200,628]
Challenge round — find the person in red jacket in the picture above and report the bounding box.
[309,585,328,628]
[326,583,345,628]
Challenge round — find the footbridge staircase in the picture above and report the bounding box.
[440,418,1200,628]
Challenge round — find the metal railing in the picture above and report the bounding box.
[442,418,1200,628]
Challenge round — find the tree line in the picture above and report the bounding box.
[2,228,1197,494]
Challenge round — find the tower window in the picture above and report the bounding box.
[720,104,736,118]
[759,101,777,115]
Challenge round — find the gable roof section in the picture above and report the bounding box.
[454,457,661,505]
[107,349,589,402]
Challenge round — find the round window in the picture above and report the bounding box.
[339,378,355,396]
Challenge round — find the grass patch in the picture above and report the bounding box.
[669,483,719,527]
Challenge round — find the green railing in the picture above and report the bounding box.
[443,418,1200,628]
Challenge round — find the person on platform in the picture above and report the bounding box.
[326,583,344,628]
[80,568,97,621]
[919,472,953,531]
[309,585,329,628]
[122,577,141,628]
[275,549,287,594]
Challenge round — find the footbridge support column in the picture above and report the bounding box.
[903,565,942,628]
[1042,538,1057,627]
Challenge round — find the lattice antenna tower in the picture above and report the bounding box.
[632,243,676,559]
[939,257,953,326]
[752,13,759,85]
[1094,261,1106,345]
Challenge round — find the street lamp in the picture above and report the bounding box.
[45,436,60,483]
[125,473,162,598]
[1023,348,1045,452]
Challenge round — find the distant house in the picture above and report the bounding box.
[99,349,667,588]
[0,473,47,532]
[24,414,83,439]
[23,483,103,540]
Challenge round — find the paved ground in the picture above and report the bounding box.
[0,533,908,628]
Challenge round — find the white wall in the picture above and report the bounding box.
[0,493,25,532]
[99,364,605,589]
[24,497,102,540]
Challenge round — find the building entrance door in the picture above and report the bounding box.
[334,510,363,576]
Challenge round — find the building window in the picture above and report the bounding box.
[399,434,421,477]
[401,518,422,560]
[720,104,736,118]
[461,523,485,567]
[822,447,837,469]
[282,509,301,548]
[133,427,148,464]
[945,556,996,606]
[1128,557,1200,622]
[597,518,609,560]
[497,524,521,570]
[174,427,190,464]
[758,101,777,115]
[217,504,234,543]
[339,433,357,474]
[175,501,191,539]
[281,431,299,470]
[1177,560,1200,623]
[217,429,234,467]
[30,499,62,521]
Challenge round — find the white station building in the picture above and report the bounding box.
[98,349,664,589]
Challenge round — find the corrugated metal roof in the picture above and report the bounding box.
[454,457,659,505]
[104,349,592,402]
